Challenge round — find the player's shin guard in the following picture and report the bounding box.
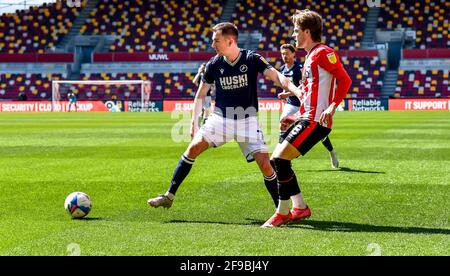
[273,158,301,200]
[263,172,279,208]
[168,155,195,195]
[322,136,334,152]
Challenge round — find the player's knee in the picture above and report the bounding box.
[272,158,293,181]
[259,159,274,175]
[269,159,276,171]
[186,141,208,159]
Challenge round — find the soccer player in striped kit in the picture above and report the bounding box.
[262,10,352,227]
[147,22,302,210]
[278,43,340,169]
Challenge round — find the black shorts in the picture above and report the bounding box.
[282,120,331,156]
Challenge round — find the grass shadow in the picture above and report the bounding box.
[166,219,258,226]
[302,167,385,174]
[72,217,105,221]
[167,219,449,235]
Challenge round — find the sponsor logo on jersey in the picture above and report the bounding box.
[219,74,248,90]
[240,64,248,73]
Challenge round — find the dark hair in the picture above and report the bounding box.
[280,44,296,53]
[292,9,323,42]
[212,22,239,41]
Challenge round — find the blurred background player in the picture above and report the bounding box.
[278,43,339,169]
[147,22,302,211]
[262,9,352,228]
[67,90,78,112]
[192,63,215,126]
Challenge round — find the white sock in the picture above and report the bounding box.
[164,192,175,200]
[277,200,291,215]
[291,193,307,209]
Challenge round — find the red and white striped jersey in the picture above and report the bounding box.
[297,44,351,128]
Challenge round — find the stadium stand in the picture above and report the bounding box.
[80,0,224,52]
[377,0,450,49]
[395,69,450,98]
[0,1,86,54]
[231,0,368,51]
[0,73,64,100]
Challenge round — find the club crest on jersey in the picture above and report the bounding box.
[327,52,337,64]
[220,69,225,74]
[239,65,248,73]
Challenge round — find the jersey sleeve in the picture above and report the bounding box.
[317,49,352,106]
[202,60,215,84]
[251,52,273,73]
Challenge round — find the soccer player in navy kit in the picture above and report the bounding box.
[148,22,302,210]
[278,44,339,169]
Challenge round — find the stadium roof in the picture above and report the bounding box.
[0,0,56,15]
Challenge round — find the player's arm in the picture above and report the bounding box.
[192,63,206,86]
[191,81,211,138]
[316,50,352,125]
[263,67,302,98]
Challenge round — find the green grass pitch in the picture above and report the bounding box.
[0,111,448,256]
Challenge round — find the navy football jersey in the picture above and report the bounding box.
[202,49,272,119]
[279,60,302,106]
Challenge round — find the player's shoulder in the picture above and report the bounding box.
[313,44,340,64]
[293,60,303,69]
[314,44,338,57]
[242,49,264,61]
[206,54,222,66]
[245,49,272,68]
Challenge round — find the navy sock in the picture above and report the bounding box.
[168,155,195,195]
[322,136,334,152]
[273,158,301,200]
[264,172,279,208]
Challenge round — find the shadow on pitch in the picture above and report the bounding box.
[302,167,385,174]
[168,219,449,235]
[72,217,104,221]
[258,219,449,235]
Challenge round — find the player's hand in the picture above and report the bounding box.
[190,122,199,139]
[280,114,297,129]
[319,103,337,126]
[198,63,206,74]
[278,91,293,100]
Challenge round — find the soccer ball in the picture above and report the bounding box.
[64,192,92,219]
